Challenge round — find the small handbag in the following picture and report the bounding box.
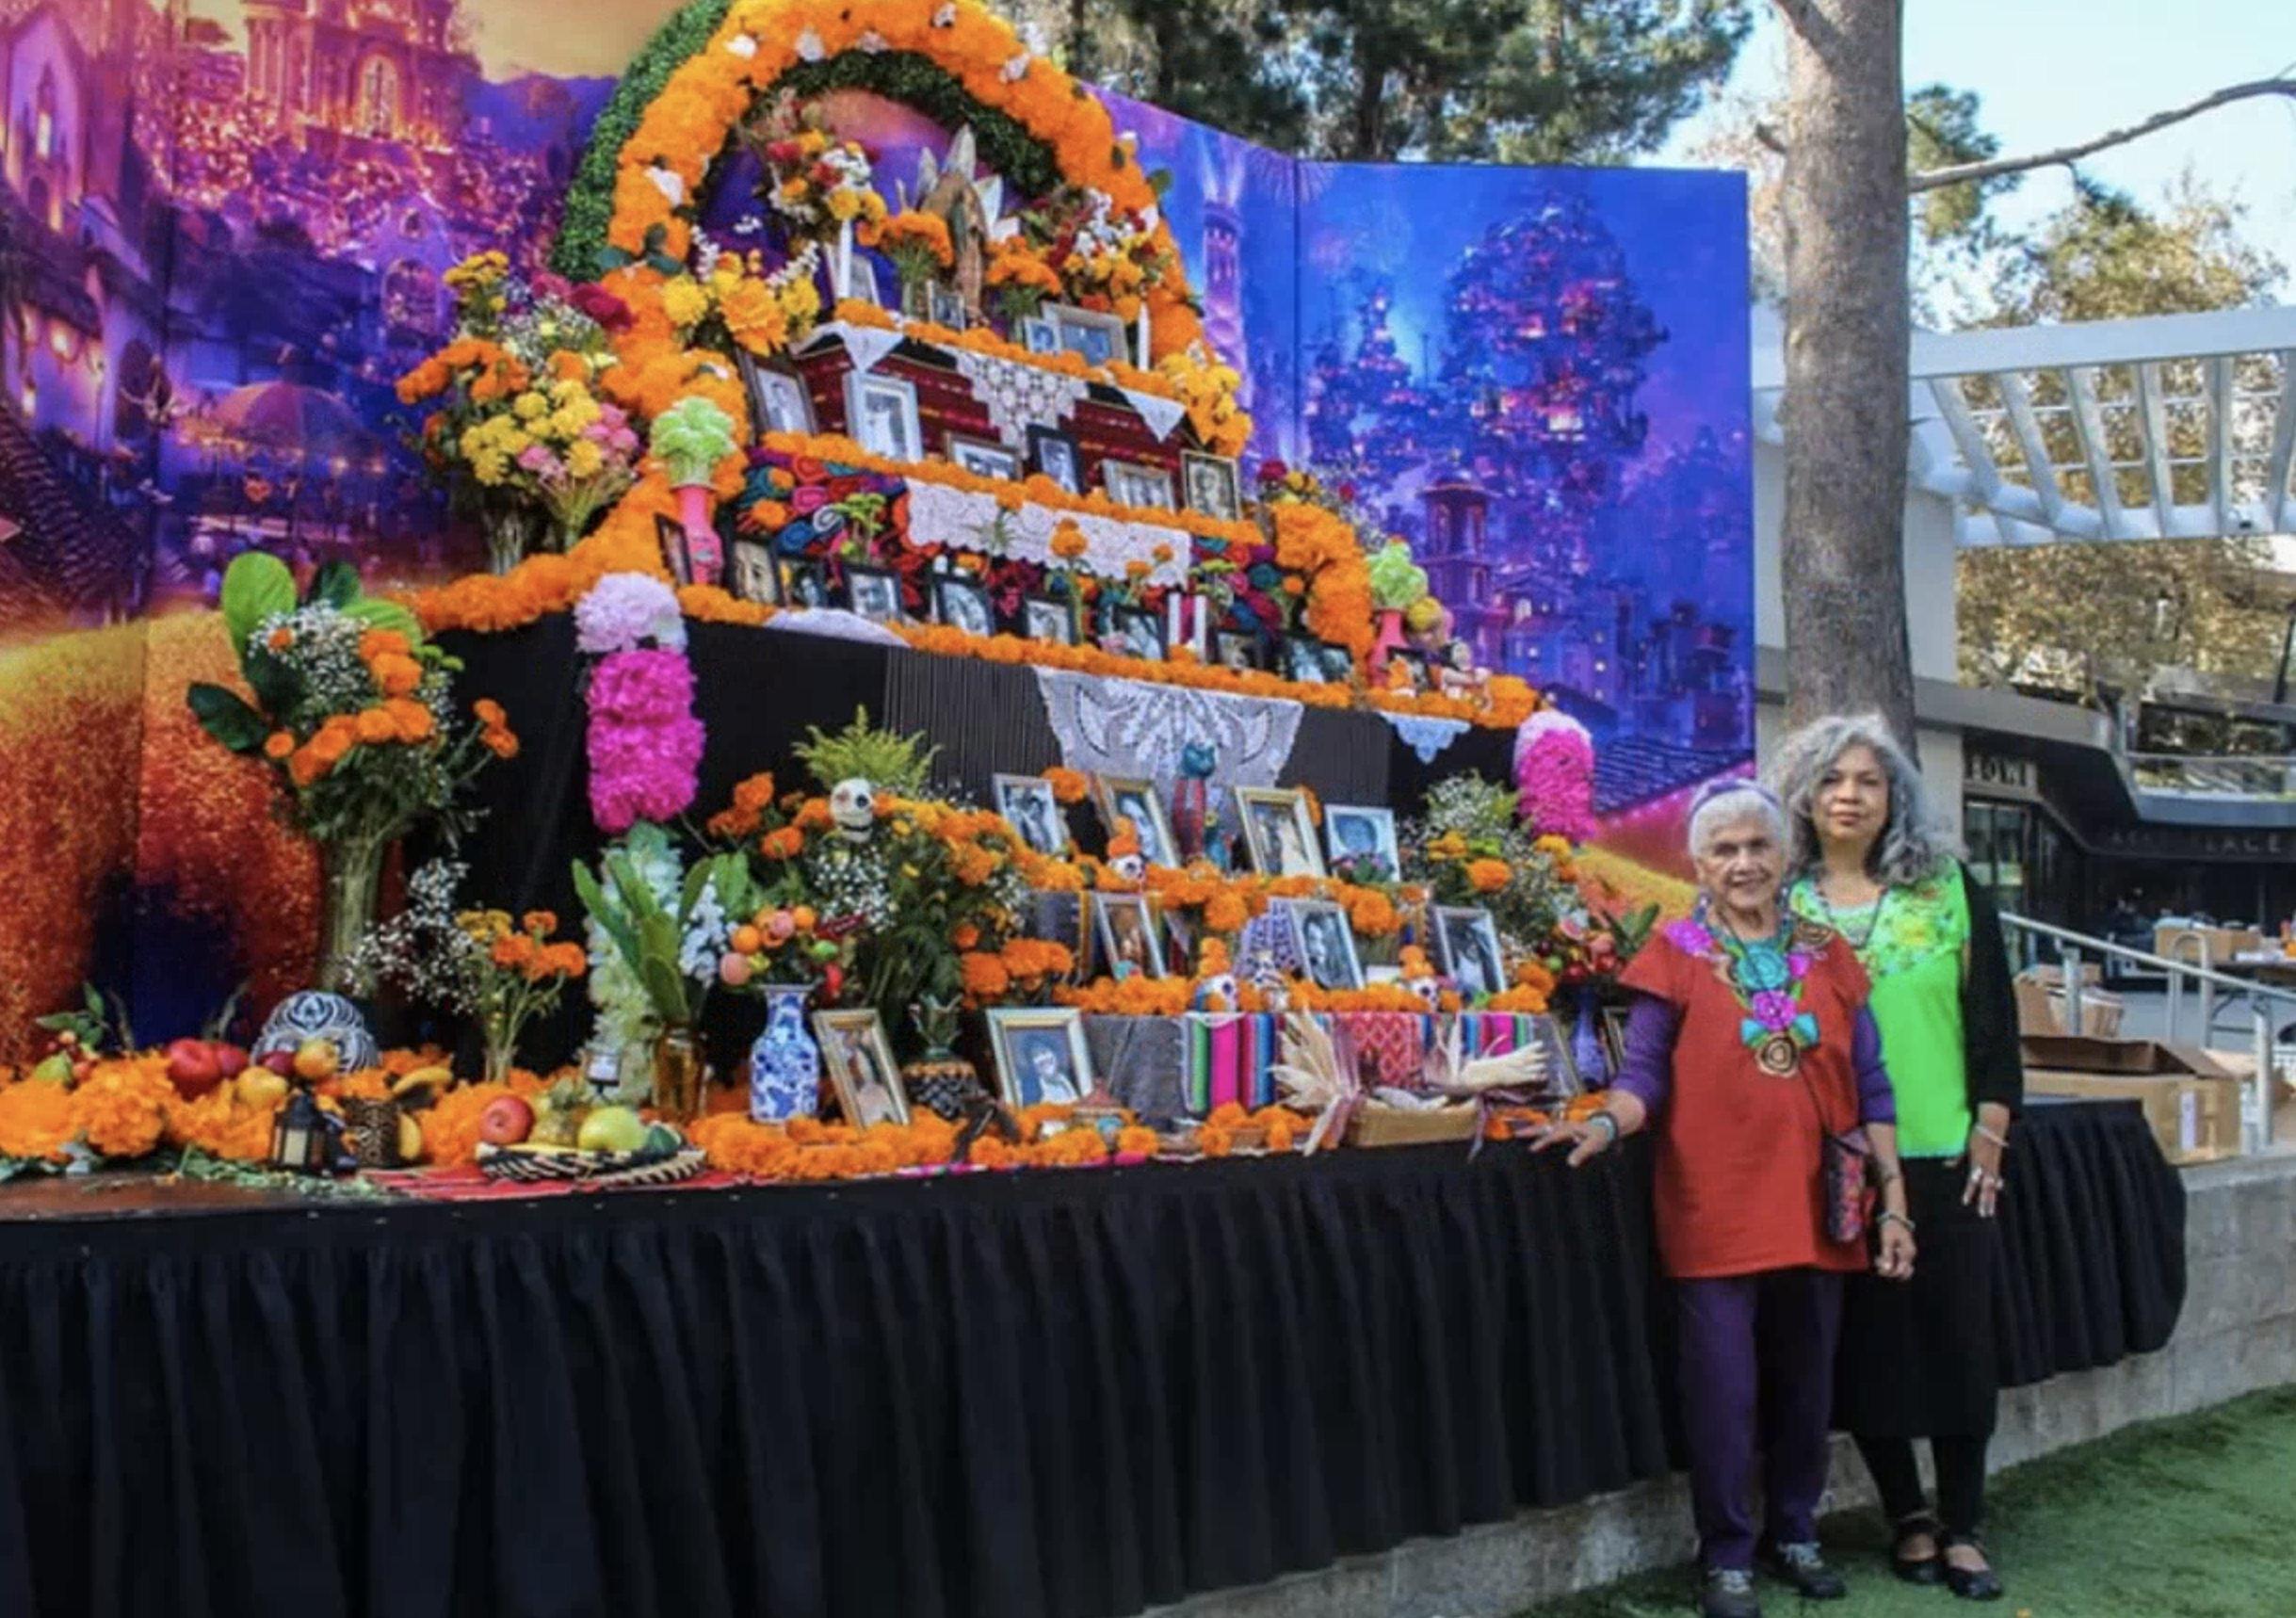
[1802,1068,1872,1243]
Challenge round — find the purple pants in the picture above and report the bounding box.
[1676,1268,1845,1571]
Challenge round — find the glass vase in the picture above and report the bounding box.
[653,1025,708,1124]
[481,507,538,575]
[316,833,386,995]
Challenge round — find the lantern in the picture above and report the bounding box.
[270,1091,331,1174]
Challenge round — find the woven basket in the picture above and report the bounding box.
[476,1142,707,1187]
[1347,1105,1479,1148]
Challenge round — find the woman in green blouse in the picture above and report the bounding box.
[1771,716,2023,1604]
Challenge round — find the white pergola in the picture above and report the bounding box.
[1752,304,2296,548]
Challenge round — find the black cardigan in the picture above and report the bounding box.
[1959,862,2026,1116]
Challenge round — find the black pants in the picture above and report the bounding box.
[1856,1433,1990,1542]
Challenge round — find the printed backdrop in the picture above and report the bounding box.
[0,1,1744,1055]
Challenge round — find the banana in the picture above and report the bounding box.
[390,1066,455,1100]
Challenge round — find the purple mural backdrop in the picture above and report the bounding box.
[0,0,1744,1056]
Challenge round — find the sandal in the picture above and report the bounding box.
[1891,1514,1944,1586]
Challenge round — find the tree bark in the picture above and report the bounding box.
[1775,0,1916,746]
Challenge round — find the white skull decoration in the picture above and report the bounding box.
[830,777,876,841]
[1189,972,1239,1013]
[1407,974,1443,1011]
[1109,849,1145,884]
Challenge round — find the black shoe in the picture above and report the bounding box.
[1944,1540,2004,1603]
[1892,1515,1945,1586]
[1762,1542,1848,1600]
[1698,1567,1762,1618]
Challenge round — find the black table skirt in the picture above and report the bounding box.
[0,1102,2182,1618]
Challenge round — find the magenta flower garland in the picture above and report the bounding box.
[1512,710,1598,843]
[579,573,704,833]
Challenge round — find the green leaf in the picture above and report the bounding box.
[343,594,425,647]
[309,559,362,609]
[220,553,296,656]
[186,683,268,754]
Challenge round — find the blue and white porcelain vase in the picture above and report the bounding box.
[748,984,820,1124]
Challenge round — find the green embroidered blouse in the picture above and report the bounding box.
[1788,866,1973,1157]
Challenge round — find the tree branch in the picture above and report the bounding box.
[1908,77,2296,193]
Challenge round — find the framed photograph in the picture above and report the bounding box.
[845,256,885,308]
[933,573,995,638]
[1433,907,1509,1003]
[987,1007,1095,1108]
[1092,774,1179,869]
[737,352,816,437]
[813,1009,909,1128]
[844,564,905,624]
[1093,892,1166,979]
[946,432,1020,481]
[1027,425,1082,494]
[1213,628,1265,672]
[1019,315,1061,355]
[1102,459,1176,511]
[929,283,968,331]
[781,558,831,609]
[843,370,923,462]
[1324,803,1401,884]
[654,514,693,587]
[1237,786,1326,879]
[1022,594,1075,644]
[1180,451,1242,522]
[1049,302,1128,367]
[1283,899,1364,993]
[728,537,782,605]
[1111,606,1166,663]
[994,772,1066,856]
[1596,1004,1632,1081]
[1025,891,1087,980]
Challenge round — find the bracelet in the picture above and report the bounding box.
[1972,1125,2011,1150]
[1878,1209,1916,1235]
[1585,1111,1621,1143]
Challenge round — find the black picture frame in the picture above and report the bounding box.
[1027,425,1082,495]
[1285,634,1346,684]
[1022,594,1075,645]
[654,515,693,588]
[780,558,830,609]
[844,564,905,624]
[933,574,996,638]
[1025,891,1087,980]
[1111,606,1166,663]
[1213,628,1265,672]
[736,351,816,438]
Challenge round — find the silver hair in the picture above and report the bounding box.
[1687,779,1787,861]
[1767,713,1962,885]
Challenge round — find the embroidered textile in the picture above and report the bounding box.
[949,348,1092,447]
[1032,667,1302,804]
[1381,711,1471,764]
[902,479,1192,589]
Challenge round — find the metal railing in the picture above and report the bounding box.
[2001,912,2286,1154]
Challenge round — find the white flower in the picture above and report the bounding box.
[931,3,957,25]
[724,33,757,58]
[859,30,887,53]
[646,166,685,206]
[1001,54,1029,82]
[797,28,825,61]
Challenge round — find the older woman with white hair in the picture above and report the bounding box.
[1771,716,2022,1604]
[1543,779,1913,1618]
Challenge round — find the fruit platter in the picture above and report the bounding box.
[469,1078,705,1187]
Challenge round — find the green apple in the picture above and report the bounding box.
[577,1106,648,1156]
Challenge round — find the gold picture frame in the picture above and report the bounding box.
[1091,891,1167,979]
[1236,786,1326,879]
[1091,774,1179,869]
[811,1009,909,1128]
[985,1007,1095,1108]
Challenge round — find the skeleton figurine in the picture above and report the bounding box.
[1188,938,1241,1013]
[829,778,876,843]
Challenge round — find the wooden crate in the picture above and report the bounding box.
[2026,1070,2244,1166]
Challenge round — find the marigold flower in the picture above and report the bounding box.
[263,731,295,761]
[1468,858,1512,894]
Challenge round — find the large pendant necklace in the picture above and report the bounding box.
[1811,875,1888,951]
[1704,898,1819,1077]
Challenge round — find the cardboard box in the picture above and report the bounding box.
[2018,1035,2233,1078]
[2046,989,2125,1038]
[2026,1070,2244,1165]
[2155,924,2264,964]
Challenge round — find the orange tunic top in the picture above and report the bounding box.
[1617,916,1873,1281]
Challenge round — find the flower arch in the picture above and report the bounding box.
[554,0,1209,364]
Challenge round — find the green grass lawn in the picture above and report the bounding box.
[1524,1384,2296,1618]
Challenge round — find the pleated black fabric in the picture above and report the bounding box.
[0,1104,2183,1618]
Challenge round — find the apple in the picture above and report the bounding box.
[164,1038,225,1101]
[236,1070,289,1108]
[477,1095,535,1147]
[260,1049,298,1077]
[212,1044,250,1078]
[292,1039,340,1083]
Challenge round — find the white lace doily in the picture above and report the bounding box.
[950,348,1092,448]
[1117,387,1189,442]
[1380,711,1471,764]
[903,479,1192,588]
[1034,667,1302,801]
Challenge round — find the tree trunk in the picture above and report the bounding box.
[1349,54,1387,160]
[1775,0,1916,746]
